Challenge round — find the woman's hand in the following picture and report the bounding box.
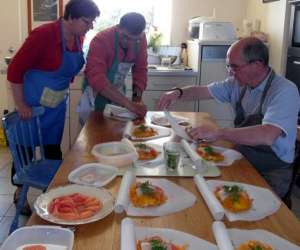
[16,103,32,120]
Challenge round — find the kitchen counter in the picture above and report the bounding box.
[146,65,198,77]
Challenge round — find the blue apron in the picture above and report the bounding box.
[23,19,84,145]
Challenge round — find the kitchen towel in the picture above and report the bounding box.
[121,218,137,250]
[181,139,210,173]
[114,170,136,213]
[212,221,234,250]
[194,174,224,220]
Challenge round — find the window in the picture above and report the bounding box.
[83,0,172,56]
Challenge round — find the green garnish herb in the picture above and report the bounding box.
[204,146,213,154]
[140,181,155,196]
[250,246,263,250]
[223,185,243,203]
[150,239,167,250]
[135,143,147,150]
[139,124,147,132]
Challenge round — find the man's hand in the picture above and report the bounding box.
[156,90,180,110]
[16,103,32,120]
[128,101,147,118]
[188,124,221,142]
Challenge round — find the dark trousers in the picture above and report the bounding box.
[11,144,62,187]
[236,144,292,198]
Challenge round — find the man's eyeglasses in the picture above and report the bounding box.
[226,63,250,73]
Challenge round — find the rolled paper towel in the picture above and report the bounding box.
[212,221,234,250]
[181,139,207,174]
[114,171,136,213]
[194,174,224,220]
[123,121,133,138]
[164,111,191,140]
[121,218,137,250]
[121,138,139,159]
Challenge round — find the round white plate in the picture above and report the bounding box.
[68,163,118,187]
[133,143,163,167]
[34,184,114,225]
[135,227,218,250]
[130,125,171,141]
[190,144,243,166]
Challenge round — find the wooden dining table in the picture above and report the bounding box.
[27,111,300,250]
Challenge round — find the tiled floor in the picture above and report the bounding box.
[0,147,42,245]
[0,147,299,246]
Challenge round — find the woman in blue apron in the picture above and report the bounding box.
[7,0,100,215]
[78,12,148,124]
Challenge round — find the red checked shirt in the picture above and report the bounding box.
[7,19,82,84]
[85,26,148,92]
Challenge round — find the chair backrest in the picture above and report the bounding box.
[2,107,45,175]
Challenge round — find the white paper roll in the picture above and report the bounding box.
[194,174,224,220]
[164,111,191,140]
[114,171,136,213]
[212,221,234,250]
[181,139,207,173]
[121,138,139,159]
[123,121,133,138]
[121,218,137,250]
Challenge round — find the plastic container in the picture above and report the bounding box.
[0,225,74,250]
[91,141,138,167]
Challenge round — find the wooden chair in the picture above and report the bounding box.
[2,107,61,233]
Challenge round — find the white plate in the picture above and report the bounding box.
[135,227,218,250]
[34,184,114,225]
[133,143,163,167]
[129,124,171,141]
[151,113,190,127]
[207,180,281,221]
[68,163,118,187]
[228,228,300,250]
[190,144,243,166]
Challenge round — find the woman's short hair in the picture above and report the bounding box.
[119,12,146,36]
[64,0,100,20]
[242,38,269,66]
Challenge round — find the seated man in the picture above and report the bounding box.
[157,37,300,198]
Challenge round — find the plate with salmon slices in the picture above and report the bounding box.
[34,184,114,225]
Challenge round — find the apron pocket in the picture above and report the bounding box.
[40,87,68,108]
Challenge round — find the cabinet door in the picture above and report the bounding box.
[126,75,197,91]
[127,90,196,111]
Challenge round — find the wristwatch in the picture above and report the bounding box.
[172,87,183,98]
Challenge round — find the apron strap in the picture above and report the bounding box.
[257,69,275,114]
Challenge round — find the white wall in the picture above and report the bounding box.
[245,0,289,74]
[171,0,248,45]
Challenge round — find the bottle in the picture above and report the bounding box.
[180,43,188,66]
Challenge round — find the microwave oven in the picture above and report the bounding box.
[188,19,236,41]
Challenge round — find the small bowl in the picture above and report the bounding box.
[91,141,138,167]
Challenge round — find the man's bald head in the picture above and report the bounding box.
[228,37,269,66]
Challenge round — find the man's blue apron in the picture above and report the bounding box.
[23,19,84,145]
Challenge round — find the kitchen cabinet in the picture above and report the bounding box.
[125,73,198,111]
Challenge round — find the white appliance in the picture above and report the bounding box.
[199,21,236,41]
[189,18,236,42]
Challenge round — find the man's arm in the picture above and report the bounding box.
[189,123,282,146]
[156,85,212,110]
